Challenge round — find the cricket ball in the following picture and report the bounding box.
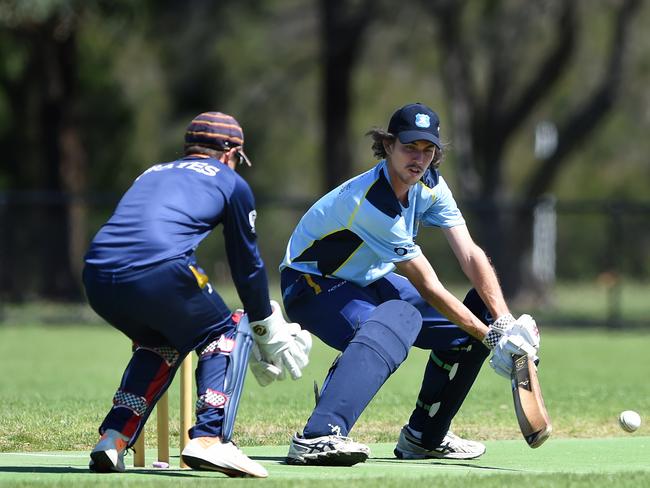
[618,410,641,433]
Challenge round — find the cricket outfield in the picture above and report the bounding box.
[1,437,649,487]
[1,315,649,487]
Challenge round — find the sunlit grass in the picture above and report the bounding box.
[1,323,648,453]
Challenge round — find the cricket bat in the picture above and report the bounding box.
[511,354,552,448]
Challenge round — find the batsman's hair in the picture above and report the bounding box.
[366,128,444,169]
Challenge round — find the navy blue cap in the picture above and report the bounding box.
[388,103,441,148]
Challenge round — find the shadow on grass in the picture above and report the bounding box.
[248,455,524,472]
[0,466,219,477]
[250,455,287,462]
[0,467,92,474]
[371,457,523,472]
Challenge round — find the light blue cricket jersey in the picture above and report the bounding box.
[280,160,465,286]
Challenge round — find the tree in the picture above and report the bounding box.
[0,0,137,300]
[0,2,85,299]
[319,0,377,191]
[419,0,643,300]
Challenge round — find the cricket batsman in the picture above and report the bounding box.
[83,112,311,477]
[279,102,540,466]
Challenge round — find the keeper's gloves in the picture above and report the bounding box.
[246,301,312,386]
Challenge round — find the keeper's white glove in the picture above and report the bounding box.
[233,308,279,386]
[249,345,284,387]
[248,301,312,385]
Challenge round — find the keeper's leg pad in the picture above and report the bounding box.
[304,300,422,438]
[100,344,182,446]
[191,314,253,442]
[220,314,253,441]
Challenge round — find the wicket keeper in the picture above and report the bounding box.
[83,112,311,477]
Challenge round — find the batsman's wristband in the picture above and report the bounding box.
[482,313,515,349]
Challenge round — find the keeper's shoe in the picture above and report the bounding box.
[89,429,129,473]
[394,425,486,460]
[181,437,268,478]
[286,433,370,466]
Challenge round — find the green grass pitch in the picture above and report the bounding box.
[1,322,649,486]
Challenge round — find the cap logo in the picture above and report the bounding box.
[415,114,430,128]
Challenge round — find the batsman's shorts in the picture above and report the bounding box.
[281,268,483,352]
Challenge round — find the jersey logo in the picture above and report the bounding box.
[415,113,430,128]
[248,210,257,233]
[394,243,416,256]
[252,324,267,336]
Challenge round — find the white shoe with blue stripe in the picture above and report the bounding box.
[394,425,486,460]
[286,433,370,466]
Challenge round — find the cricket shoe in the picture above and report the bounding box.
[286,433,370,466]
[89,429,129,473]
[394,425,486,460]
[181,437,268,478]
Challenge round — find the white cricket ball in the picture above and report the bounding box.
[618,410,641,433]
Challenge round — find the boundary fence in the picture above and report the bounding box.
[1,192,648,328]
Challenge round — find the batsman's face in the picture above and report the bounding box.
[386,139,437,188]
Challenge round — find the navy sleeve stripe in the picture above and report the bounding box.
[420,168,440,189]
[293,229,363,277]
[365,171,401,218]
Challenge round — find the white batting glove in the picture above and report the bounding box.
[249,300,312,383]
[482,313,540,379]
[510,314,540,354]
[481,313,516,350]
[490,333,538,379]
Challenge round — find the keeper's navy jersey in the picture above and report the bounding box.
[85,155,271,319]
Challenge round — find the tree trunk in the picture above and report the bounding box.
[426,0,639,302]
[320,0,375,191]
[1,13,86,300]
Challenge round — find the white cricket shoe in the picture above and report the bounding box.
[89,429,129,473]
[181,437,268,478]
[286,433,370,466]
[394,425,486,460]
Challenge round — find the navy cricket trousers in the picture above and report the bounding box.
[281,267,488,351]
[280,267,491,444]
[83,255,235,442]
